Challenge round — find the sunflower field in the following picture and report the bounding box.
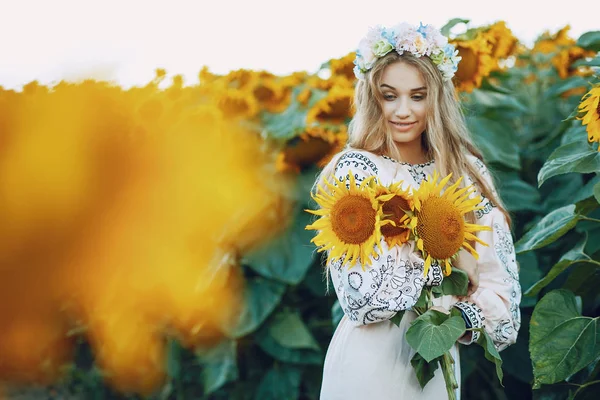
[0,19,599,400]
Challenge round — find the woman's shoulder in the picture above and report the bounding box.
[464,154,492,181]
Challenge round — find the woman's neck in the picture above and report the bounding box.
[394,142,429,165]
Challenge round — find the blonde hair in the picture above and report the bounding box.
[315,51,512,227]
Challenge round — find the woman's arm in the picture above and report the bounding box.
[452,161,522,351]
[327,152,443,326]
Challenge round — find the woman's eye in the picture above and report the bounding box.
[384,94,396,100]
[412,95,425,101]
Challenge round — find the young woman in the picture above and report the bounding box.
[316,23,522,399]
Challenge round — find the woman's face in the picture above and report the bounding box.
[379,62,428,148]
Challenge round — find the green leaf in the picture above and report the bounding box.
[410,353,440,389]
[530,289,600,388]
[575,197,600,216]
[594,182,600,203]
[573,175,600,204]
[413,288,429,310]
[165,338,182,380]
[496,173,541,212]
[390,311,405,327]
[439,268,469,296]
[466,116,521,170]
[515,205,581,254]
[470,88,528,112]
[268,310,320,351]
[545,76,590,98]
[406,310,466,363]
[254,364,302,400]
[477,329,504,385]
[538,141,600,187]
[573,55,600,68]
[243,207,316,285]
[261,87,328,141]
[440,18,470,37]
[525,234,591,296]
[196,339,238,395]
[254,311,323,365]
[224,277,287,338]
[577,31,600,52]
[517,252,542,307]
[331,300,344,328]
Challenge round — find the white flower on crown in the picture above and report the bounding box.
[356,24,386,70]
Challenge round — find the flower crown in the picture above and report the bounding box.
[353,22,462,82]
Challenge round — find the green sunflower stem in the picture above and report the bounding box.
[440,350,458,400]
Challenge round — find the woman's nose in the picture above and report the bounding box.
[394,98,410,119]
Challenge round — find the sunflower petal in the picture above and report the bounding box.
[424,254,432,277]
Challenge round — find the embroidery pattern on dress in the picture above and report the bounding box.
[453,301,485,343]
[493,222,522,329]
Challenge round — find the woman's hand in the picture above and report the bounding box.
[454,249,479,296]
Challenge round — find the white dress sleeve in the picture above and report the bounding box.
[453,158,522,351]
[328,151,443,326]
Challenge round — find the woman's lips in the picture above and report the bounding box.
[390,121,416,132]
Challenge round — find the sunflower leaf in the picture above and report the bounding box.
[195,339,238,395]
[514,205,580,254]
[476,328,504,386]
[594,182,600,204]
[577,31,600,52]
[439,268,469,296]
[254,310,322,365]
[410,353,441,389]
[466,116,520,170]
[406,310,466,363]
[390,311,405,327]
[243,206,315,285]
[254,364,302,400]
[537,141,600,187]
[260,86,329,141]
[223,277,287,338]
[530,289,600,388]
[525,233,590,296]
[440,18,470,37]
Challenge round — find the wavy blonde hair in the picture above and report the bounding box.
[315,51,511,227]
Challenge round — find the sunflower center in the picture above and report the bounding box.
[416,196,465,259]
[381,195,410,238]
[282,136,332,170]
[330,195,377,244]
[454,46,478,82]
[316,98,351,125]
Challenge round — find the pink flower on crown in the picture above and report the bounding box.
[424,25,449,48]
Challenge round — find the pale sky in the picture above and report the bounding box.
[0,0,597,89]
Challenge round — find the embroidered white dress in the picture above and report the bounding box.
[319,150,522,400]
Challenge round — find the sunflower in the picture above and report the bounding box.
[253,78,288,113]
[552,46,596,79]
[306,172,389,269]
[329,51,357,81]
[306,86,355,126]
[376,181,415,248]
[411,171,492,276]
[484,21,518,60]
[451,33,495,93]
[275,125,348,173]
[578,86,600,149]
[216,88,259,119]
[533,25,574,55]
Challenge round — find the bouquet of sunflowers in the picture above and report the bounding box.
[306,170,503,400]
